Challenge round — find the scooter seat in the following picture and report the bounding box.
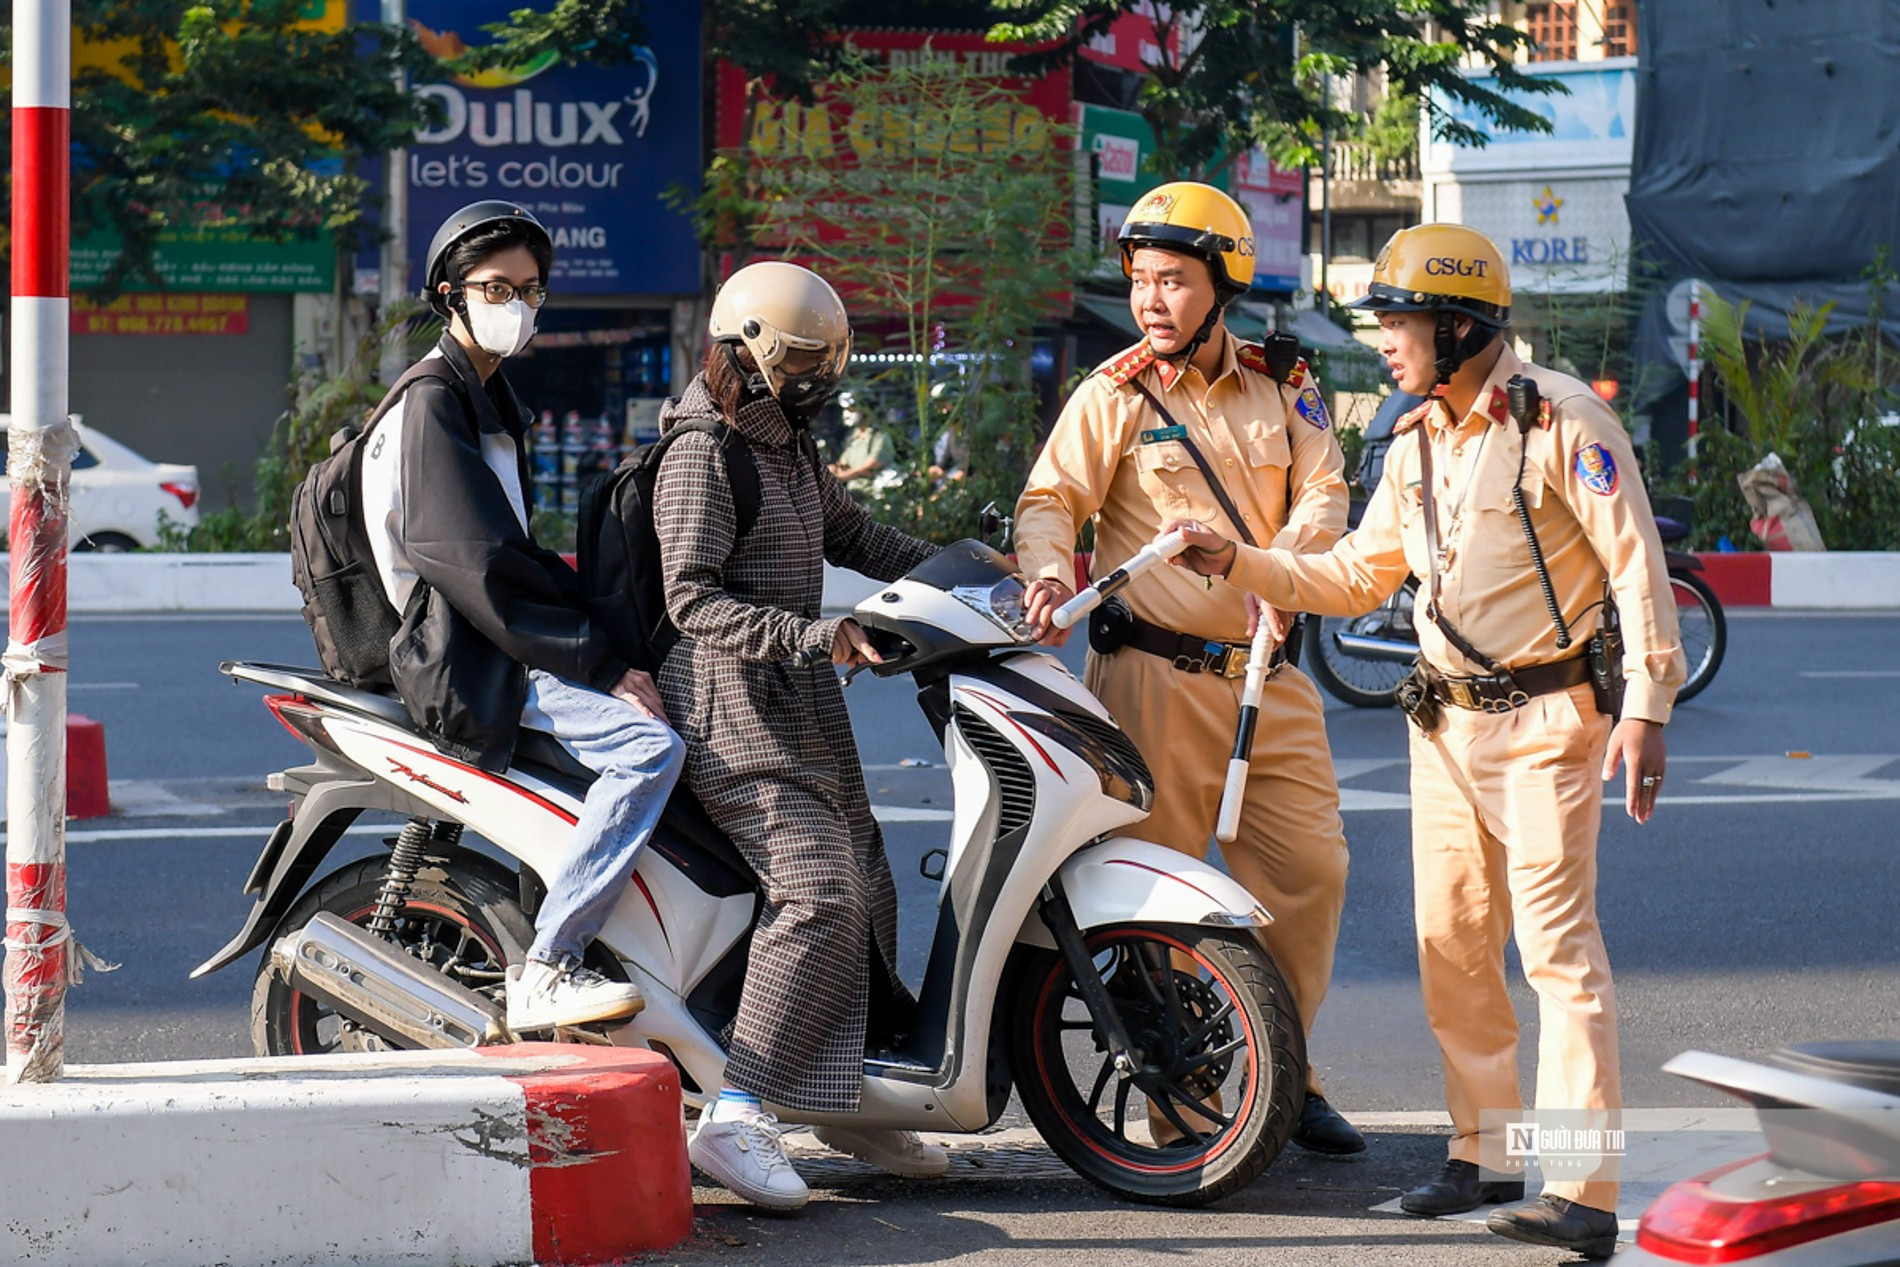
[506,729,760,897]
[1771,1041,1900,1099]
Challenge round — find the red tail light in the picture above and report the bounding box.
[264,693,340,755]
[161,481,199,510]
[1637,1153,1900,1263]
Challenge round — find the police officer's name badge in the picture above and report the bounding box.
[1573,443,1619,495]
[1295,385,1331,430]
[1141,425,1188,445]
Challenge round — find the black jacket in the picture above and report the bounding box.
[374,335,627,771]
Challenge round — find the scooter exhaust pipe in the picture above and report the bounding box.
[1331,631,1421,664]
[271,911,509,1050]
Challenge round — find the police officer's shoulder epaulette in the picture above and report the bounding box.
[1235,331,1302,385]
[1095,341,1157,387]
[1392,400,1436,435]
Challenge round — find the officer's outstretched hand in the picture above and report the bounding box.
[1603,717,1667,824]
[1162,519,1238,578]
[1023,578,1075,647]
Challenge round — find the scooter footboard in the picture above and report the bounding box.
[1016,837,1272,947]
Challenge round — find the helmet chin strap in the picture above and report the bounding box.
[1163,295,1228,370]
[723,342,775,402]
[1432,310,1501,389]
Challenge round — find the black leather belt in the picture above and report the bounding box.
[1427,654,1592,712]
[1124,613,1289,679]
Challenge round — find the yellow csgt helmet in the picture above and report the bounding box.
[1350,223,1511,328]
[1118,182,1255,303]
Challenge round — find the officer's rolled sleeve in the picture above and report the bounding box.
[1230,447,1412,617]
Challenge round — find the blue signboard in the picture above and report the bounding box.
[378,1,703,296]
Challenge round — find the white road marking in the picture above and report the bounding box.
[54,824,390,845]
[1699,754,1899,795]
[1798,670,1900,678]
[33,812,957,845]
[69,681,141,690]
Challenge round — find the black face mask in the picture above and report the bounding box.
[723,342,835,420]
[776,371,838,418]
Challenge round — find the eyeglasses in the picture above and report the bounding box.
[461,279,550,309]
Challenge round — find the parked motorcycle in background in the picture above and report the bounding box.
[1302,392,1726,708]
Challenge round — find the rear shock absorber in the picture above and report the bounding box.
[366,817,434,937]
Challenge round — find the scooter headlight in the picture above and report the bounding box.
[950,576,1035,642]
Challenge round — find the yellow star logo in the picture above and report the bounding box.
[1533,185,1564,225]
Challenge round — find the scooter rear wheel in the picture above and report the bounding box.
[250,854,532,1057]
[1009,924,1306,1206]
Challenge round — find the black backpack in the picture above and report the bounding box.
[577,417,764,673]
[289,363,463,688]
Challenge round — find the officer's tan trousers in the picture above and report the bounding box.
[1087,647,1350,1096]
[1411,679,1621,1211]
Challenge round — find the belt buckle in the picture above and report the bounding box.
[1222,645,1248,679]
[1445,678,1477,710]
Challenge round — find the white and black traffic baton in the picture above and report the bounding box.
[1216,608,1278,844]
[1050,530,1189,630]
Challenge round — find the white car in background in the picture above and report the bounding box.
[0,417,200,551]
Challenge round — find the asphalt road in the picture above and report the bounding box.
[27,607,1900,1263]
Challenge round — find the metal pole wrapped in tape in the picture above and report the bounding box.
[6,0,78,1084]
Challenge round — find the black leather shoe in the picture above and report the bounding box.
[1291,1093,1366,1154]
[1486,1194,1619,1259]
[1399,1160,1526,1217]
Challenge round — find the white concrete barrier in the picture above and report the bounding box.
[0,1044,690,1266]
[27,551,1897,616]
[17,554,888,616]
[1769,551,1900,609]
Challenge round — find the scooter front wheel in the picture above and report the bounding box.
[1009,924,1306,1206]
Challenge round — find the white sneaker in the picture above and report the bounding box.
[505,958,643,1032]
[689,1113,811,1211]
[811,1124,950,1178]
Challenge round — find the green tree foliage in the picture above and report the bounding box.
[1681,277,1900,552]
[990,1,1559,178]
[0,1,651,292]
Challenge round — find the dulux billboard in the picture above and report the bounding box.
[376,1,703,296]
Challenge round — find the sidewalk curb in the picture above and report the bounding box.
[0,1044,690,1266]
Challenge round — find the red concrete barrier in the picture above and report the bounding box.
[67,713,109,820]
[1691,553,1773,608]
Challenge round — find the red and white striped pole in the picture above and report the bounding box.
[6,0,77,1084]
[1686,279,1702,483]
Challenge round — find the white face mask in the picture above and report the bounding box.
[464,297,536,359]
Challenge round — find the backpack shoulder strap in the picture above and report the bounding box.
[654,419,765,542]
[359,363,470,440]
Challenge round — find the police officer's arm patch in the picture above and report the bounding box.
[1294,384,1331,430]
[1573,442,1619,495]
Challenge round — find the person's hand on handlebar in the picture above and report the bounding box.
[1162,519,1239,579]
[1022,577,1075,646]
[831,617,885,669]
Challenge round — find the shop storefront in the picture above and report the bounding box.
[389,0,704,518]
[1421,59,1638,364]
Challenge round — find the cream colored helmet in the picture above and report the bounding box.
[708,261,851,412]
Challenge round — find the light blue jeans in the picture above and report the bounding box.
[519,668,685,964]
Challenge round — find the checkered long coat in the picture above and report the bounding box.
[653,378,937,1112]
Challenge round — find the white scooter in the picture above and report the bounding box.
[197,533,1306,1206]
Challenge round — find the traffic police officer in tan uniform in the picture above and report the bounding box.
[1017,182,1363,1155]
[1165,224,1685,1258]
